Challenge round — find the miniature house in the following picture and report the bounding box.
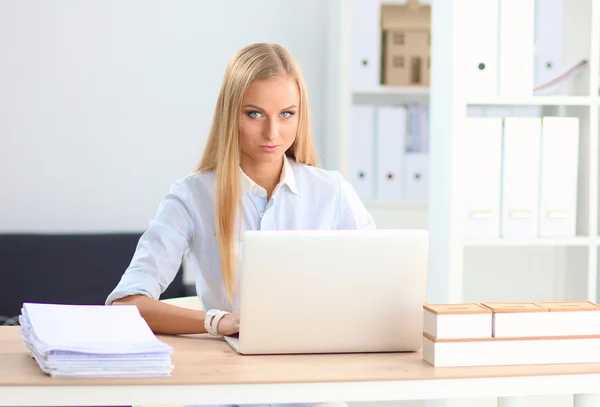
[381,0,431,87]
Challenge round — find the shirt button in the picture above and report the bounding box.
[259,213,264,219]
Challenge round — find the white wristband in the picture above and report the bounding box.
[204,309,230,337]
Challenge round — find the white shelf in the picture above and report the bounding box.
[466,96,595,106]
[426,0,600,304]
[352,86,430,105]
[328,0,600,305]
[355,91,596,106]
[353,86,429,96]
[463,237,592,247]
[363,200,427,209]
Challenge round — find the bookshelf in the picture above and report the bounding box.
[353,86,429,96]
[463,237,593,248]
[467,96,596,106]
[325,0,431,212]
[325,0,600,309]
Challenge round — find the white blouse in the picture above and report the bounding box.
[106,156,376,312]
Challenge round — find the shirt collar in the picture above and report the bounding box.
[240,155,299,197]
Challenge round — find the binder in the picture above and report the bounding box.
[539,117,579,237]
[456,0,499,99]
[501,117,542,237]
[350,105,375,200]
[352,0,381,89]
[405,106,429,153]
[375,106,406,201]
[463,117,503,237]
[498,0,535,96]
[403,153,429,202]
[533,0,563,90]
[418,106,429,153]
[406,105,421,153]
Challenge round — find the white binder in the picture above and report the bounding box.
[405,106,429,153]
[403,153,429,202]
[375,106,406,201]
[539,117,580,237]
[501,117,542,237]
[463,117,503,237]
[499,0,535,96]
[418,106,429,153]
[351,0,381,89]
[533,0,563,91]
[350,105,375,200]
[456,0,499,100]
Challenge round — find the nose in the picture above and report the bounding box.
[265,117,279,140]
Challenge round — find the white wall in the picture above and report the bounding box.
[0,0,329,233]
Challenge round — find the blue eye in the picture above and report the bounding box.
[280,111,295,118]
[247,111,262,119]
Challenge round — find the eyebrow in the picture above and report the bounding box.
[243,104,298,111]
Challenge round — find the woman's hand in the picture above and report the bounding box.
[217,313,240,336]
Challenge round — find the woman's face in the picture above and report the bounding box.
[239,76,300,167]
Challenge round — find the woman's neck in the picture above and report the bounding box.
[241,156,284,199]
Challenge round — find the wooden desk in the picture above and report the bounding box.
[2,326,600,407]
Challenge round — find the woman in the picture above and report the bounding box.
[106,43,375,406]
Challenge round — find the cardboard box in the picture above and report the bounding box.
[423,335,600,367]
[423,300,600,367]
[482,301,600,338]
[380,1,430,86]
[482,302,548,338]
[423,303,492,340]
[535,301,600,336]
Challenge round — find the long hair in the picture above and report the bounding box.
[197,43,317,302]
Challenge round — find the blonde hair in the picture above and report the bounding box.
[197,43,317,302]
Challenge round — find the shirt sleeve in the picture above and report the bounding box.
[336,174,377,230]
[105,179,196,305]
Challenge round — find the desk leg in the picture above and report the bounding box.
[497,397,525,407]
[574,393,600,407]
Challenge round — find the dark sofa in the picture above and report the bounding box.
[0,233,189,325]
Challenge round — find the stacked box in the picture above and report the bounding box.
[422,301,600,367]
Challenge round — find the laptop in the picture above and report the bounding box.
[224,229,428,355]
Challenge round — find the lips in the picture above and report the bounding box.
[260,145,280,153]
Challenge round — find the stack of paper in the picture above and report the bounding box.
[19,302,174,378]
